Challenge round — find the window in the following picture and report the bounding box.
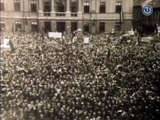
[71,22,77,32]
[56,0,66,12]
[84,0,90,13]
[0,0,4,11]
[14,0,20,11]
[44,22,51,32]
[31,22,38,32]
[44,0,51,16]
[115,22,121,31]
[15,21,21,31]
[56,22,66,32]
[31,0,37,12]
[100,2,106,13]
[71,0,78,12]
[0,22,5,31]
[99,22,105,32]
[83,22,90,33]
[116,2,122,13]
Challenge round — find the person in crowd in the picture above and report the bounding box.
[1,31,160,120]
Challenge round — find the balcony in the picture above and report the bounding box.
[44,12,51,16]
[56,12,66,17]
[37,11,80,19]
[71,12,77,17]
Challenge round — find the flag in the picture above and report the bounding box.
[9,39,15,52]
[141,0,152,8]
[120,11,124,23]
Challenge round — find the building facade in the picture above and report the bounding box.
[133,0,160,34]
[0,0,133,33]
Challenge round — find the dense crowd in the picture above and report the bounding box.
[1,32,160,120]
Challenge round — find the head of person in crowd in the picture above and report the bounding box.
[1,31,160,120]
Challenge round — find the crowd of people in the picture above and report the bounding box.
[1,31,160,120]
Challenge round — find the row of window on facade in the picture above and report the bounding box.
[0,21,121,33]
[0,0,122,13]
[0,21,38,32]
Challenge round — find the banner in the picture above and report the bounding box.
[84,37,90,44]
[48,32,62,39]
[1,38,10,49]
[128,30,135,35]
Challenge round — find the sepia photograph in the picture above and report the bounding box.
[0,0,160,120]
